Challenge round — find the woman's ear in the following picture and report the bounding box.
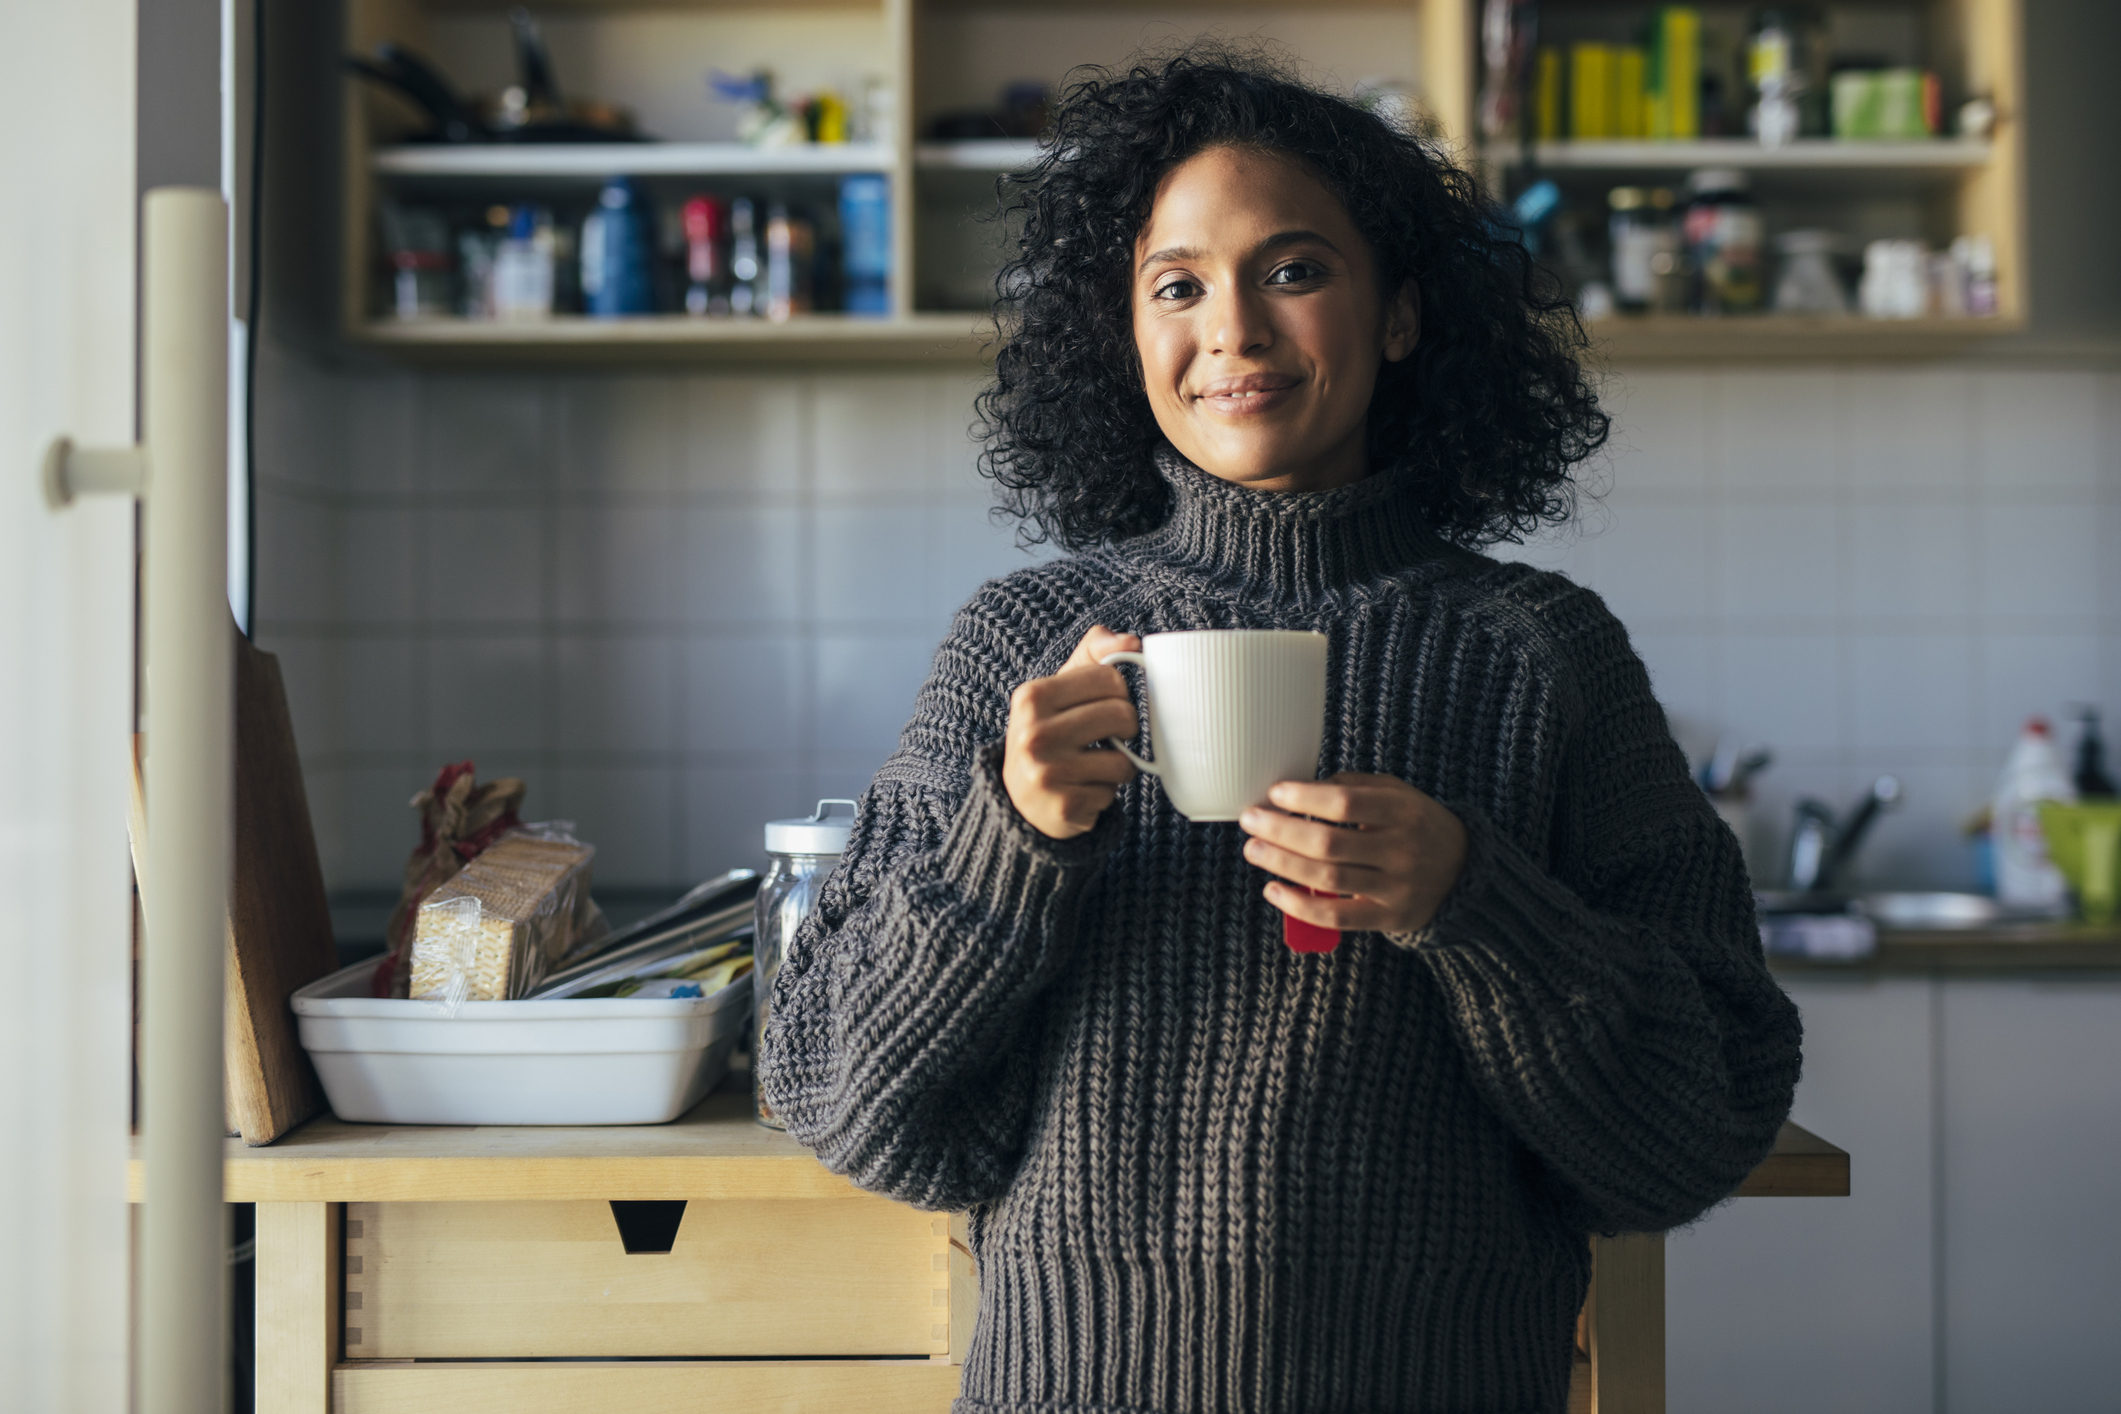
[1382,279,1420,362]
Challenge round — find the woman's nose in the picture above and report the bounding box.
[1205,285,1272,357]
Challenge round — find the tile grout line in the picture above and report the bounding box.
[1706,369,1727,749]
[797,375,820,804]
[541,375,563,834]
[1966,376,1988,795]
[667,375,691,882]
[1929,974,1949,1414]
[410,375,434,781]
[1833,366,1856,801]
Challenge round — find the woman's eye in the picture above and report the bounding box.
[1267,260,1325,286]
[1152,278,1202,301]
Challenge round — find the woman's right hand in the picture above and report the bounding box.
[1003,625,1142,839]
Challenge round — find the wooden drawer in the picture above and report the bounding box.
[343,1198,953,1359]
[334,1360,965,1414]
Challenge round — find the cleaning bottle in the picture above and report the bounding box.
[1993,717,2076,910]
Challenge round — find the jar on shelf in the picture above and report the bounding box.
[1683,168,1765,315]
[752,799,856,1129]
[1608,186,1681,314]
[1772,229,1850,315]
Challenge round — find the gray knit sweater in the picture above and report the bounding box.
[760,455,1801,1414]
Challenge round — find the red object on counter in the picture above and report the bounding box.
[1282,886,1341,953]
[368,761,526,997]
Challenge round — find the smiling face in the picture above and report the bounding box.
[1131,144,1418,495]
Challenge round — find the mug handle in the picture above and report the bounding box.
[1097,650,1160,777]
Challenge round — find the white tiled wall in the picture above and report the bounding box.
[258,354,2120,894]
[256,354,1050,889]
[1497,366,2121,891]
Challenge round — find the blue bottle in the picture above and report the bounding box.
[837,174,891,316]
[580,176,653,316]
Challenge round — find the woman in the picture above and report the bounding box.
[761,54,1800,1414]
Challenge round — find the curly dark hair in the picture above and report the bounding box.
[973,50,1610,552]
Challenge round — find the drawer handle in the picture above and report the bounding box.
[608,1200,687,1254]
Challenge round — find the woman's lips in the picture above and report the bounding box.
[1194,373,1300,416]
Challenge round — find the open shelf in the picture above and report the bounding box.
[342,0,2025,364]
[352,312,988,364]
[372,142,896,178]
[916,139,1039,171]
[1589,313,2026,361]
[1486,139,1994,172]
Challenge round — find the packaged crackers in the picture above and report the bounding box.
[409,830,603,1005]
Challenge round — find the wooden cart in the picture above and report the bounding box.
[132,1088,1845,1414]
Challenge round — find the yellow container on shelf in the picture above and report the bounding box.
[2039,801,2121,924]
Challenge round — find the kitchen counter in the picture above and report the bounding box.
[129,1087,1847,1203]
[138,1089,1843,1414]
[1773,922,2121,973]
[130,1088,854,1204]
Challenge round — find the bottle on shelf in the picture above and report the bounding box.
[580,176,653,317]
[2073,708,2118,798]
[491,204,556,321]
[728,198,763,317]
[764,203,814,322]
[681,196,730,317]
[378,203,453,320]
[1645,5,1701,141]
[1745,8,1830,146]
[1955,234,1998,317]
[1993,717,2076,911]
[1608,186,1681,314]
[1682,168,1763,314]
[838,175,891,317]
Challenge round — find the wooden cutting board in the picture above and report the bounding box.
[128,623,340,1145]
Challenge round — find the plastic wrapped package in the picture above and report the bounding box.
[409,828,603,1008]
[375,762,527,998]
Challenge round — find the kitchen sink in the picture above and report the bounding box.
[1757,890,2065,931]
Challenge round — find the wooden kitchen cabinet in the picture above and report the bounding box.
[131,1086,1841,1414]
[342,0,2026,366]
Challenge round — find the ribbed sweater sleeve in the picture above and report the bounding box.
[1416,590,1803,1235]
[758,597,1118,1212]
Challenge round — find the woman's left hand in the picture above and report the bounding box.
[1239,773,1468,935]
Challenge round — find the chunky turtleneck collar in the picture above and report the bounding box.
[1125,448,1454,605]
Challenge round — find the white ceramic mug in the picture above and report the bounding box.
[1099,629,1328,821]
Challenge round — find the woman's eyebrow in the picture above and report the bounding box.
[1138,230,1342,272]
[1139,244,1202,269]
[1258,229,1341,255]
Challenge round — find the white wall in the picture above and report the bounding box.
[259,358,2121,897]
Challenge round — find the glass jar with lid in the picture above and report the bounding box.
[1608,186,1680,314]
[752,799,856,1129]
[1771,229,1850,315]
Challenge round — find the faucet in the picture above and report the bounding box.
[1786,776,1903,894]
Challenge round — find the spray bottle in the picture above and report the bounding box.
[1993,717,2076,910]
